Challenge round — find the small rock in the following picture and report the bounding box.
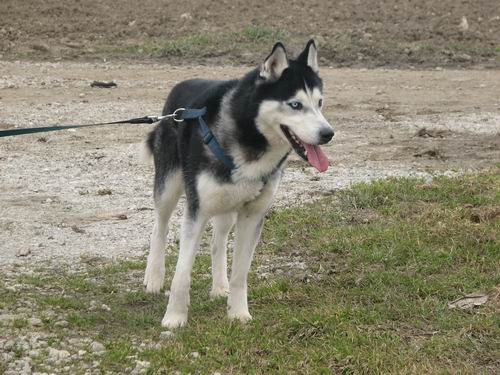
[28,317,42,326]
[459,16,469,31]
[454,53,472,62]
[78,350,87,356]
[3,339,15,350]
[90,341,105,353]
[0,314,16,325]
[16,248,31,257]
[180,12,192,20]
[31,43,50,52]
[131,360,150,375]
[28,349,40,358]
[159,331,174,340]
[48,347,70,360]
[190,351,200,358]
[90,81,117,89]
[55,320,69,328]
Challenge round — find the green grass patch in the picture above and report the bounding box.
[114,26,288,59]
[1,170,498,373]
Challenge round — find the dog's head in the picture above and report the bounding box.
[255,40,333,172]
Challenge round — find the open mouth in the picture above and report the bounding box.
[280,125,329,172]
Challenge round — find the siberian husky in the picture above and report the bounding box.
[143,40,334,328]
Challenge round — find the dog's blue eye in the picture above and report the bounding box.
[288,101,303,110]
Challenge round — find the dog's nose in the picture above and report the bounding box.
[319,127,334,144]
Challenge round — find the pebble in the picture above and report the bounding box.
[159,330,174,340]
[0,314,16,324]
[16,248,32,257]
[48,347,71,360]
[55,320,69,327]
[28,317,43,326]
[131,360,151,375]
[90,341,106,353]
[190,351,200,358]
[28,349,41,358]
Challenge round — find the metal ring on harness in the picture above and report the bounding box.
[173,108,186,122]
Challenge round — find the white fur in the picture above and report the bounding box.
[256,87,331,146]
[210,213,236,298]
[144,171,183,294]
[156,170,282,329]
[144,41,329,329]
[162,213,208,328]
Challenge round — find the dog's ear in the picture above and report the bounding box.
[260,42,289,81]
[298,39,319,73]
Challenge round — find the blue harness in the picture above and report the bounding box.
[178,107,236,170]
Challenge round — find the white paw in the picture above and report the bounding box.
[228,309,252,323]
[161,311,188,329]
[143,265,165,294]
[210,285,230,299]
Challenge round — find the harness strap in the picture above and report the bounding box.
[179,108,235,170]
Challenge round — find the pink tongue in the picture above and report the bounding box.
[303,143,329,172]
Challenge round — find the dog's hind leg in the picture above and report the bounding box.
[144,170,183,294]
[210,213,236,298]
[162,210,208,328]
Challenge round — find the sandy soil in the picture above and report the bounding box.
[0,61,499,266]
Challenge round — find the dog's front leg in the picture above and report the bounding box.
[162,211,207,328]
[210,213,236,298]
[227,212,265,322]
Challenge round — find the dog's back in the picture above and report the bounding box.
[146,79,237,165]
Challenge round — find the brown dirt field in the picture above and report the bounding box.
[1,0,499,67]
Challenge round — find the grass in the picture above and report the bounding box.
[1,170,498,373]
[114,26,288,60]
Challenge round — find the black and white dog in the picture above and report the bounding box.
[143,40,334,328]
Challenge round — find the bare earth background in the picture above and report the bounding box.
[0,0,499,67]
[0,0,499,266]
[1,61,499,265]
[0,1,499,374]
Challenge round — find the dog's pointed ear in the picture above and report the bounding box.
[298,39,319,73]
[260,42,289,81]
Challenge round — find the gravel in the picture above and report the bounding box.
[1,61,499,269]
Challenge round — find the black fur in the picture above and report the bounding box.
[147,42,323,217]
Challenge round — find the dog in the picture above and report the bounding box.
[143,40,334,328]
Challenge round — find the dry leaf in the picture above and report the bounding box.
[448,293,488,309]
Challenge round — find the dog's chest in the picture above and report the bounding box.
[196,172,267,215]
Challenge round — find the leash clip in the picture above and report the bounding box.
[173,107,186,123]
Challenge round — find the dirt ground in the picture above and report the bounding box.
[1,0,499,67]
[1,61,499,266]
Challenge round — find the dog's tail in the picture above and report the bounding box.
[139,130,155,163]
